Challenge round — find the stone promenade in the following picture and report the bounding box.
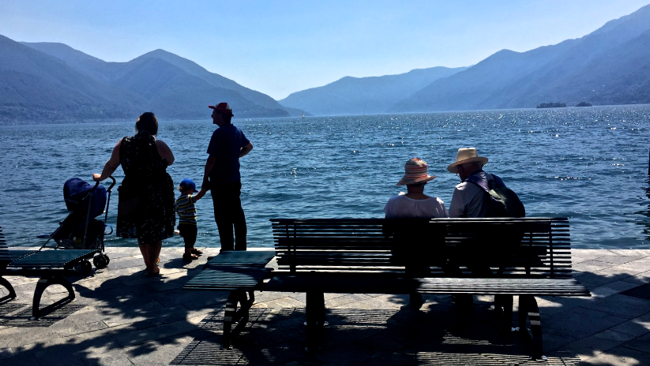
[1,247,650,365]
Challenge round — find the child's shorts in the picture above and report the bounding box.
[178,224,197,246]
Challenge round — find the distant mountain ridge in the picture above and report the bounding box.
[279,67,467,116]
[0,35,143,123]
[2,4,650,123]
[0,37,293,123]
[392,4,650,112]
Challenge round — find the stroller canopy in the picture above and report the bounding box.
[63,178,107,219]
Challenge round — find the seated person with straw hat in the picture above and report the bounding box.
[384,157,448,309]
[447,147,492,218]
[384,157,448,219]
[446,147,501,306]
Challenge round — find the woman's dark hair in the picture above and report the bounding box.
[135,112,158,136]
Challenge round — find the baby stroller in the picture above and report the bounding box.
[39,176,116,269]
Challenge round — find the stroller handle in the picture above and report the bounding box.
[92,176,116,192]
[106,176,117,193]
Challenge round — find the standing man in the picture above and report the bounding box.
[199,102,253,251]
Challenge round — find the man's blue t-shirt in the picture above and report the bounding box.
[207,124,250,184]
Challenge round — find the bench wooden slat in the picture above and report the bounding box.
[203,250,274,268]
[263,273,589,297]
[7,249,99,268]
[185,267,272,291]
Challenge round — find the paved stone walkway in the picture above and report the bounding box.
[1,247,649,365]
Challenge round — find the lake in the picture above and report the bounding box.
[1,105,649,249]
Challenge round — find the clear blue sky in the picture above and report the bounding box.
[2,0,649,100]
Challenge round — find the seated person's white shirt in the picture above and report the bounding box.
[384,193,449,218]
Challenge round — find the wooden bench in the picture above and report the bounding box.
[0,226,99,319]
[184,217,590,359]
[184,250,275,347]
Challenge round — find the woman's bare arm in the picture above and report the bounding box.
[156,139,175,166]
[93,138,122,181]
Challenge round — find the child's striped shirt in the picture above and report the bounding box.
[174,194,197,225]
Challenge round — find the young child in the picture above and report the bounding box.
[174,178,205,262]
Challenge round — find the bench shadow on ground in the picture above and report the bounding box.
[1,265,649,365]
[0,261,227,366]
[170,296,582,366]
[169,268,650,366]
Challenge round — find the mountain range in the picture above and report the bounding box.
[282,4,650,114]
[389,4,650,112]
[1,4,649,123]
[279,67,467,116]
[0,36,294,123]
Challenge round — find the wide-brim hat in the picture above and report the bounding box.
[447,148,488,174]
[397,157,436,186]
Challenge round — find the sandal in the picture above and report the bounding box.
[183,253,199,262]
[146,267,161,277]
[191,248,203,256]
[144,258,160,272]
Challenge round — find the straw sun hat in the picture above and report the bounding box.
[446,148,488,174]
[397,157,436,186]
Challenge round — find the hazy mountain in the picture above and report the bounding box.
[4,3,650,123]
[116,49,291,118]
[393,4,650,112]
[22,41,121,83]
[279,67,467,116]
[104,50,289,119]
[1,38,292,123]
[0,35,143,123]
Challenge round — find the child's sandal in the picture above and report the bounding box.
[191,248,203,256]
[183,253,198,262]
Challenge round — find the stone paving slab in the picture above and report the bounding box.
[0,247,649,365]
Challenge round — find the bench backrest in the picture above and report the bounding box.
[270,217,573,279]
[0,226,10,266]
[0,226,7,250]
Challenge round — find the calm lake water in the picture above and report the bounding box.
[1,105,649,249]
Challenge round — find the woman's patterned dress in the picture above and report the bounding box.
[117,131,175,244]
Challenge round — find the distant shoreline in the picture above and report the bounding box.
[3,102,650,126]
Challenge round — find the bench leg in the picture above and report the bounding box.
[494,294,513,331]
[305,290,325,352]
[518,295,544,360]
[222,290,254,349]
[0,275,17,304]
[32,276,75,320]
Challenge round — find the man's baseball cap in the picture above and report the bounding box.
[208,102,234,117]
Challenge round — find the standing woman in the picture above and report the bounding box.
[93,112,176,276]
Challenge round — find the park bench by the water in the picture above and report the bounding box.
[184,217,590,359]
[0,226,99,319]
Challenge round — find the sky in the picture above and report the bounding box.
[2,0,650,100]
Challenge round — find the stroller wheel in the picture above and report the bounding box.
[93,254,110,269]
[76,260,93,275]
